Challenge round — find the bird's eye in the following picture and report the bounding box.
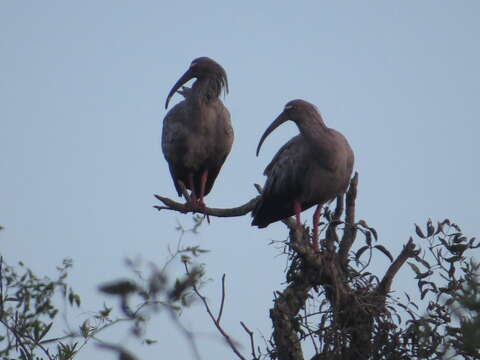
[190,62,198,68]
[285,105,295,111]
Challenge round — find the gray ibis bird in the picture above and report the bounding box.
[162,57,233,211]
[252,99,354,251]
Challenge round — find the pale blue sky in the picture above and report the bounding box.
[1,2,479,359]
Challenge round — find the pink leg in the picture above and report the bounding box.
[312,205,322,252]
[293,201,302,229]
[198,170,210,223]
[188,174,197,205]
[198,170,208,208]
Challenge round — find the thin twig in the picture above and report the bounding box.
[0,317,43,359]
[377,238,417,296]
[184,264,247,360]
[216,274,226,323]
[240,321,258,360]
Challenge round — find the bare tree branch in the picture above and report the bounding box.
[377,238,418,296]
[184,265,247,360]
[338,173,359,263]
[240,321,259,360]
[154,194,259,217]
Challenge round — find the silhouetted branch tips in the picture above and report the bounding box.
[185,264,247,360]
[216,274,226,323]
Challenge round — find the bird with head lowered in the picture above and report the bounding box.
[162,57,234,214]
[252,99,354,251]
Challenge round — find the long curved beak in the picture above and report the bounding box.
[165,68,194,109]
[256,111,289,156]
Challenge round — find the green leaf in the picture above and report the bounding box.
[421,288,430,300]
[38,322,53,341]
[99,280,138,296]
[415,224,426,239]
[80,320,90,338]
[408,262,421,275]
[445,256,462,263]
[416,270,433,280]
[355,245,370,261]
[374,245,393,262]
[365,231,372,246]
[426,220,435,237]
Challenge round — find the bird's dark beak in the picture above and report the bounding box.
[165,68,194,109]
[256,112,289,156]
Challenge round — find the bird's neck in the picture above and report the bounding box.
[297,115,335,155]
[190,77,221,104]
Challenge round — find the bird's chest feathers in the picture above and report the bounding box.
[180,106,229,169]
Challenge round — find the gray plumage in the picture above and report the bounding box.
[162,57,233,201]
[252,99,354,228]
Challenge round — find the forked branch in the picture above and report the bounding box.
[184,265,247,360]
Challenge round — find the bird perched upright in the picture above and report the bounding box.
[252,99,354,251]
[162,57,233,212]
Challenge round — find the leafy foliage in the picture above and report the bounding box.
[1,203,479,360]
[278,216,480,360]
[0,256,81,360]
[0,217,209,360]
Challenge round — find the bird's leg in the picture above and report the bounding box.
[312,204,322,252]
[187,174,198,209]
[198,170,210,223]
[198,170,208,209]
[293,201,302,230]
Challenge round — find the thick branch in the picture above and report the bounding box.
[154,194,259,217]
[270,277,311,360]
[271,225,353,360]
[333,194,344,221]
[377,238,417,296]
[338,173,359,263]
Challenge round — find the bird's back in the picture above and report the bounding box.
[252,130,354,228]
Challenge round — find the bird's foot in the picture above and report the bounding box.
[184,199,211,223]
[196,200,211,224]
[184,197,199,212]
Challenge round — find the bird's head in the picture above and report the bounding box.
[256,100,320,156]
[165,57,228,109]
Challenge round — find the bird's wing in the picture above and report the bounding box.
[161,102,190,196]
[161,102,187,159]
[252,136,312,227]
